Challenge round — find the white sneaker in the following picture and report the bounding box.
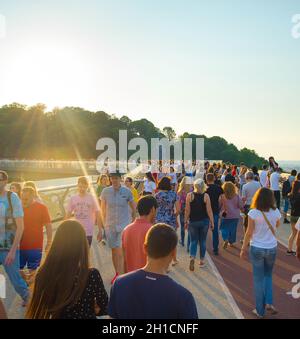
[252,309,264,319]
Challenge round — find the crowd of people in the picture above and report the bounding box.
[0,155,300,319]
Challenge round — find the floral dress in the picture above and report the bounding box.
[155,191,179,228]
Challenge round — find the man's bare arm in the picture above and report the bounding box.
[5,217,23,266]
[129,201,136,221]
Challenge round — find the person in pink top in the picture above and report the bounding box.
[220,182,244,249]
[122,195,158,273]
[66,177,103,247]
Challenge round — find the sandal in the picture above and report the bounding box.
[189,259,195,272]
[266,305,278,315]
[223,241,229,250]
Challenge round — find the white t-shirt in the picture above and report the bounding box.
[260,170,269,188]
[296,218,300,231]
[248,208,281,249]
[270,172,281,191]
[168,172,177,184]
[144,179,156,194]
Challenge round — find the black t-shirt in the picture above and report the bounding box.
[189,193,208,222]
[290,193,300,217]
[206,184,224,214]
[60,268,108,319]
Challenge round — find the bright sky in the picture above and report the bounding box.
[0,0,299,160]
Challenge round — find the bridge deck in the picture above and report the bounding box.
[2,220,299,319]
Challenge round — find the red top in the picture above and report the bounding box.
[122,218,153,273]
[20,201,51,250]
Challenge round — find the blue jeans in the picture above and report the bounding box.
[250,246,277,317]
[212,214,219,253]
[220,218,239,244]
[180,213,185,246]
[0,250,29,301]
[283,198,289,214]
[180,213,191,252]
[189,219,209,260]
[187,231,191,253]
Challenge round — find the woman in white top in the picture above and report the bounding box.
[296,218,300,260]
[143,172,157,195]
[240,188,281,318]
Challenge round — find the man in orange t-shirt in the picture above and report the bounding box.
[20,187,52,283]
[122,195,157,273]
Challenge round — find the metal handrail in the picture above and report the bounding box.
[39,182,96,193]
[39,179,144,224]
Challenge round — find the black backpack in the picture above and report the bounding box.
[1,192,17,251]
[282,180,291,198]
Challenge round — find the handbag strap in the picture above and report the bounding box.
[261,211,276,238]
[7,191,14,215]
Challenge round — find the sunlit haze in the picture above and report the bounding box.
[0,0,300,160]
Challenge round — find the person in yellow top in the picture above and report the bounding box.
[125,177,140,203]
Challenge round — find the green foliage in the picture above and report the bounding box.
[163,127,176,140]
[0,103,266,167]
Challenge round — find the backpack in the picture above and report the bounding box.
[0,192,17,251]
[282,180,291,198]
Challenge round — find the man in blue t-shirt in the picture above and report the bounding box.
[0,171,28,306]
[108,223,198,319]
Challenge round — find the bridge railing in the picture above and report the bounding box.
[39,180,144,224]
[39,183,88,223]
[0,159,97,170]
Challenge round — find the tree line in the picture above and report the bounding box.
[0,103,266,167]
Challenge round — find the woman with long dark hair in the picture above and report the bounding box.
[251,166,260,182]
[26,220,108,319]
[240,188,281,318]
[288,180,300,256]
[268,157,279,173]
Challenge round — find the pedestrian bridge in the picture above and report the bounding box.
[1,173,299,319]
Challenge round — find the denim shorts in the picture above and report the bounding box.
[20,249,42,270]
[105,227,123,249]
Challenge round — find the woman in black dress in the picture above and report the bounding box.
[26,220,108,319]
